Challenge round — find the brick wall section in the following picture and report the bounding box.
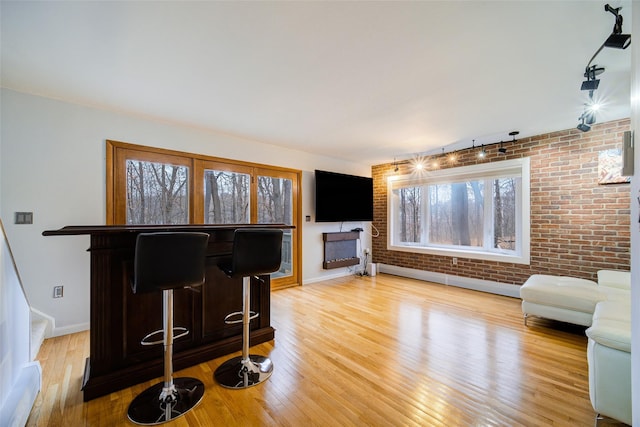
[371,119,631,285]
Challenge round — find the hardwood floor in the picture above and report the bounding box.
[26,274,627,426]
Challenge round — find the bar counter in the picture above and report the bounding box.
[43,224,291,401]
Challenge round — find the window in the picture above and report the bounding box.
[126,159,189,224]
[388,158,530,264]
[200,163,252,224]
[107,140,301,289]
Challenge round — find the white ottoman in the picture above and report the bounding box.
[519,274,606,326]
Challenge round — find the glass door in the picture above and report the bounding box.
[255,168,297,286]
[194,162,300,289]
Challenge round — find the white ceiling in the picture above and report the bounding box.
[0,1,633,166]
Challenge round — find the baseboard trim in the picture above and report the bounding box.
[52,322,90,337]
[303,270,355,285]
[378,263,521,298]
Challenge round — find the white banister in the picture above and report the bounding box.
[0,218,41,426]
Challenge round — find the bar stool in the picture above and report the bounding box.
[127,232,209,425]
[214,228,283,389]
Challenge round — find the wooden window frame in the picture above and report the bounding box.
[106,140,302,289]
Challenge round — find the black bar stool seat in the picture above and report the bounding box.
[214,228,283,389]
[127,232,209,425]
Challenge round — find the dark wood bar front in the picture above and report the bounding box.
[42,224,290,401]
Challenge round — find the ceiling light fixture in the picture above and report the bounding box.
[581,65,604,97]
[578,4,629,132]
[603,4,631,49]
[410,154,427,172]
[478,144,486,159]
[584,4,631,70]
[448,151,458,163]
[577,115,591,132]
[396,131,519,170]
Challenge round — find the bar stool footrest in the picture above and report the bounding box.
[223,311,259,325]
[140,327,189,346]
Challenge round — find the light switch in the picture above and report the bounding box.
[14,212,33,225]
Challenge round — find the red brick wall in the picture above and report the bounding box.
[371,119,631,285]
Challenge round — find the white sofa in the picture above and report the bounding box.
[520,270,631,425]
[586,299,632,425]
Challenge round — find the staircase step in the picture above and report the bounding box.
[30,318,47,360]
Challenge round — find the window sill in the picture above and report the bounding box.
[387,243,530,265]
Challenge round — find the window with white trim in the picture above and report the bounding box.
[388,158,530,264]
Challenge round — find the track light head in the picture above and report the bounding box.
[581,79,600,91]
[603,4,631,49]
[498,141,507,154]
[604,32,631,49]
[477,145,486,158]
[577,116,591,132]
[581,65,604,92]
[585,110,596,125]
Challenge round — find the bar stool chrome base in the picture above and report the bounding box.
[214,355,273,389]
[127,377,204,425]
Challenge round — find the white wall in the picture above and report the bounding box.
[0,88,373,335]
[630,2,639,424]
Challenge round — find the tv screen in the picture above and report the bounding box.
[315,170,373,222]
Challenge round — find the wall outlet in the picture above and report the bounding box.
[452,257,458,265]
[53,285,64,298]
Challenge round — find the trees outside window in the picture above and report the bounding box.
[394,186,421,243]
[203,170,250,224]
[126,160,189,224]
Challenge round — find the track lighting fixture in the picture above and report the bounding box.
[471,139,483,158]
[584,4,631,71]
[577,4,629,132]
[398,131,519,170]
[585,108,597,125]
[498,141,506,154]
[603,4,631,49]
[581,65,604,96]
[577,115,591,132]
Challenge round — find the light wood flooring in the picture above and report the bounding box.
[26,274,627,426]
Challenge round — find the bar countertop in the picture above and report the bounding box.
[43,223,293,236]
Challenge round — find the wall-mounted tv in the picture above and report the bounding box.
[315,170,373,222]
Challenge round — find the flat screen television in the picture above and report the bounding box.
[315,170,373,222]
